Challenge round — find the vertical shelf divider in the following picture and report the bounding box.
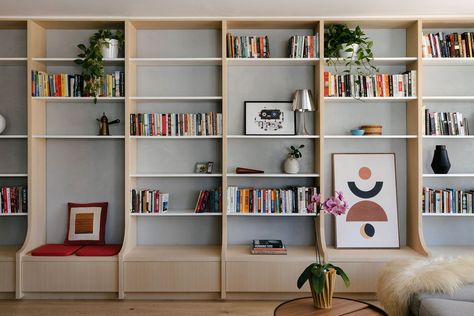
[221,19,228,300]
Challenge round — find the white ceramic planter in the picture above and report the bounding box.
[0,114,6,134]
[101,38,119,59]
[338,43,359,59]
[284,157,300,174]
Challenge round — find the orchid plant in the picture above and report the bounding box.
[297,191,351,294]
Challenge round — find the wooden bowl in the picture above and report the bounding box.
[360,125,383,135]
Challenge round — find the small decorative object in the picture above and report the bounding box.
[333,153,399,248]
[236,167,264,174]
[350,129,365,136]
[325,24,377,75]
[360,125,382,135]
[297,192,350,309]
[0,114,6,134]
[245,101,295,135]
[97,112,120,136]
[195,162,214,174]
[75,29,124,103]
[292,89,316,135]
[284,144,304,174]
[431,145,451,174]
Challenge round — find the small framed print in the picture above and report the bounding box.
[195,162,214,174]
[245,101,296,135]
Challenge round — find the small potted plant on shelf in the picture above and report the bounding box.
[283,144,304,174]
[75,29,124,103]
[297,191,351,309]
[325,24,377,75]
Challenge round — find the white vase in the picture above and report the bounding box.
[284,157,300,174]
[338,43,359,59]
[101,38,119,59]
[0,114,6,134]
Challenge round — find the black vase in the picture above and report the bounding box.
[431,145,451,174]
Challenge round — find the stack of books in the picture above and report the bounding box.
[226,33,270,58]
[251,239,287,255]
[423,32,474,58]
[424,109,470,136]
[288,35,319,58]
[131,189,169,214]
[324,71,417,98]
[423,187,474,214]
[194,189,222,213]
[1,186,27,214]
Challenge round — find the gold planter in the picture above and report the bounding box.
[310,268,336,309]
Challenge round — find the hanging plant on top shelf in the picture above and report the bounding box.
[75,29,124,103]
[325,24,378,76]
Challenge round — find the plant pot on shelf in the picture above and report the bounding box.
[338,43,360,59]
[284,157,300,174]
[431,145,451,174]
[101,38,119,58]
[310,268,336,309]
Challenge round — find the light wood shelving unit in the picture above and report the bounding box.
[1,16,472,300]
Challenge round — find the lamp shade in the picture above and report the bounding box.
[292,89,316,112]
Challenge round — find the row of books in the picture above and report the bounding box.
[323,71,417,98]
[424,109,470,136]
[194,189,222,213]
[130,112,222,136]
[251,239,287,255]
[130,189,169,213]
[423,187,474,214]
[1,186,27,214]
[227,186,318,214]
[422,32,474,58]
[31,71,125,97]
[288,35,319,58]
[226,33,270,58]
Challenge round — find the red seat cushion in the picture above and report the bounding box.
[31,244,82,256]
[75,245,121,256]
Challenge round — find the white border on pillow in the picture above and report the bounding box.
[68,207,102,241]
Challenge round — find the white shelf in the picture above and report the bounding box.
[423,213,474,217]
[32,97,125,102]
[33,135,124,139]
[325,57,417,66]
[227,213,317,217]
[0,174,27,177]
[423,135,474,139]
[324,97,417,102]
[0,135,27,139]
[130,57,222,66]
[227,57,319,66]
[0,213,27,216]
[0,57,27,65]
[423,58,474,66]
[130,173,222,178]
[130,135,222,139]
[325,135,417,139]
[227,135,319,139]
[423,174,474,178]
[227,173,319,178]
[131,211,222,216]
[129,96,222,101]
[32,57,124,65]
[423,96,474,101]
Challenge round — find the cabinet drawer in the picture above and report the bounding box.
[333,262,384,293]
[0,262,15,292]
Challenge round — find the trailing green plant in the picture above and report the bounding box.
[325,24,377,75]
[75,29,124,103]
[288,144,304,159]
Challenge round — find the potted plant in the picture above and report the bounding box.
[325,24,377,75]
[283,144,304,174]
[75,29,124,103]
[297,191,351,309]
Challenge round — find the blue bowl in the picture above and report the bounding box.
[350,129,365,136]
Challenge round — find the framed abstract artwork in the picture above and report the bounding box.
[244,101,296,135]
[332,153,399,248]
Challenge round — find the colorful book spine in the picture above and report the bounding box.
[131,189,169,213]
[424,109,470,136]
[226,33,270,58]
[194,188,222,213]
[423,32,474,58]
[288,35,319,58]
[423,187,474,214]
[0,186,27,214]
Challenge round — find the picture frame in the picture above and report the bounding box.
[195,161,214,174]
[332,153,400,249]
[244,101,296,135]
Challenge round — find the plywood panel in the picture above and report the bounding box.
[124,262,220,292]
[333,262,385,293]
[0,262,15,292]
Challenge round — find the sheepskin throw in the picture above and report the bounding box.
[377,256,474,316]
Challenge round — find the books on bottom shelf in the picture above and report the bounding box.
[251,239,287,255]
[227,186,318,214]
[131,189,169,214]
[194,188,222,213]
[424,108,470,136]
[423,187,474,214]
[1,186,27,214]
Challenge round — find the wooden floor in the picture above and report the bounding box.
[0,300,281,316]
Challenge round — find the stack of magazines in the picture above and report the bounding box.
[251,239,287,255]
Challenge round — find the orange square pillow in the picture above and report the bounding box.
[64,202,108,245]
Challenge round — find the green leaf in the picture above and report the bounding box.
[297,263,315,289]
[333,266,350,287]
[77,43,87,51]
